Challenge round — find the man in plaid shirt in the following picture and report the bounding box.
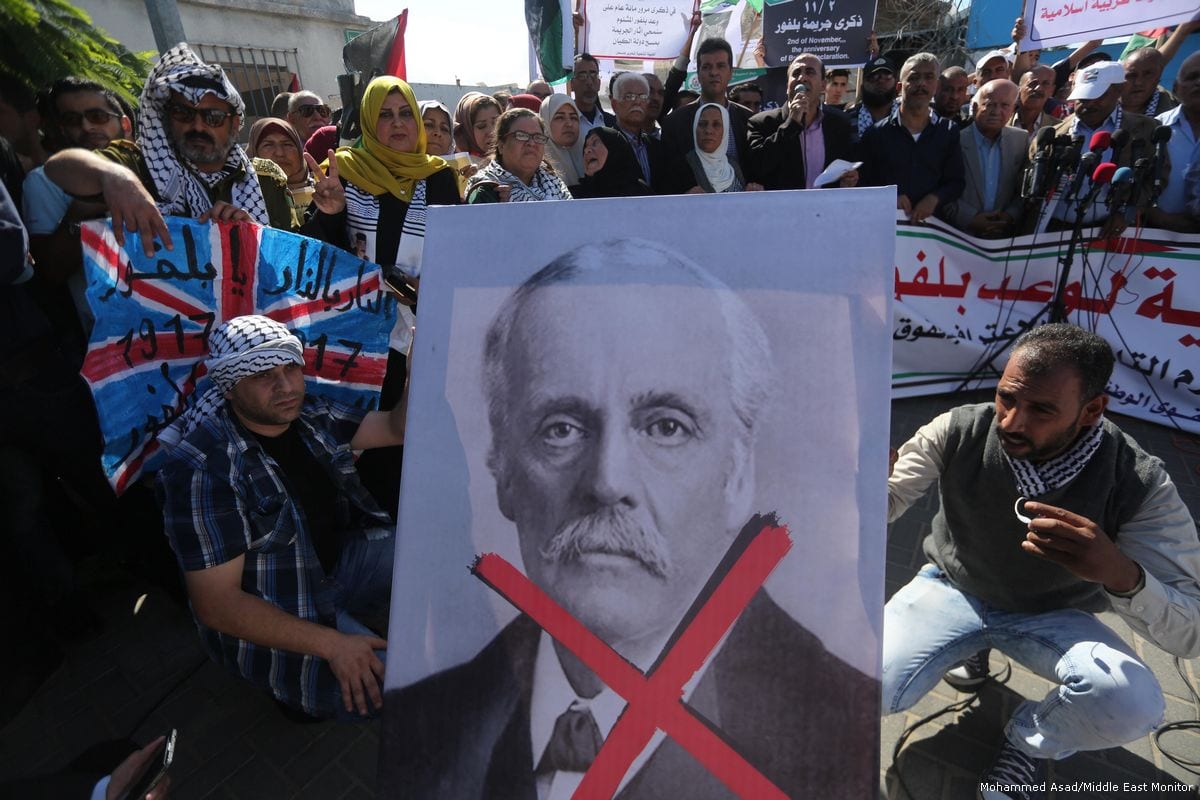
[158,315,409,719]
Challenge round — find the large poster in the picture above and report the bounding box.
[762,0,878,68]
[379,189,895,798]
[892,218,1200,433]
[1020,0,1199,50]
[584,0,698,60]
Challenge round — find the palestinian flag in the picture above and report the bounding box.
[1119,28,1169,59]
[343,10,408,79]
[526,0,572,81]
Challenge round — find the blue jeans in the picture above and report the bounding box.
[327,529,393,721]
[882,564,1165,759]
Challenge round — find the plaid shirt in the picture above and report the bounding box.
[158,396,392,717]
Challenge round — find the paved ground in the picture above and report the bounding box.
[1,391,1198,799]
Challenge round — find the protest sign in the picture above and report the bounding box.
[892,218,1200,433]
[378,189,895,797]
[584,0,697,59]
[697,0,767,69]
[80,217,395,493]
[1020,0,1199,50]
[762,0,877,67]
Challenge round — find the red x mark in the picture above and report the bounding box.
[472,525,793,799]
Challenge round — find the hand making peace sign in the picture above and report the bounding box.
[304,149,347,215]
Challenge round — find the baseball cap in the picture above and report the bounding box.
[1068,61,1126,101]
[977,49,1014,70]
[865,56,896,77]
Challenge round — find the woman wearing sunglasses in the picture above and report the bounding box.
[465,109,572,203]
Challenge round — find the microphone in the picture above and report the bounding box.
[791,83,810,125]
[1151,125,1172,200]
[1088,130,1112,153]
[1077,161,1117,218]
[1022,126,1058,200]
[1065,150,1100,202]
[1106,166,1135,216]
[1109,128,1129,163]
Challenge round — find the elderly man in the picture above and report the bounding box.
[44,43,295,257]
[379,240,878,799]
[610,72,666,189]
[158,314,410,720]
[1150,51,1200,232]
[1042,60,1160,233]
[1122,47,1178,118]
[286,89,333,142]
[526,79,553,102]
[860,52,965,222]
[746,53,857,190]
[845,55,899,139]
[661,38,752,165]
[940,79,1027,237]
[1011,65,1058,140]
[885,324,1200,800]
[934,66,972,127]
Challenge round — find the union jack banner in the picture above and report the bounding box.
[81,217,395,494]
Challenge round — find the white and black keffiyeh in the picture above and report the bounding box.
[158,315,304,450]
[1001,418,1106,498]
[138,43,270,225]
[467,160,573,202]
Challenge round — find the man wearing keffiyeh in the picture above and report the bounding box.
[44,43,296,259]
[157,314,411,720]
[883,324,1200,800]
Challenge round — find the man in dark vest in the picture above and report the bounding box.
[884,324,1200,800]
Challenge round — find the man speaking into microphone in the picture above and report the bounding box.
[746,54,857,190]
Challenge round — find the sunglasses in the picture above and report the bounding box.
[165,102,236,127]
[504,130,549,144]
[298,103,331,118]
[59,108,122,127]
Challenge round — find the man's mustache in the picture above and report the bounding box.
[185,132,215,145]
[540,506,672,578]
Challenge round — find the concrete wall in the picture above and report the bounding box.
[79,0,372,106]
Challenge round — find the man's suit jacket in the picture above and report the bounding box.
[379,592,879,799]
[942,124,1029,231]
[745,107,857,189]
[660,99,753,167]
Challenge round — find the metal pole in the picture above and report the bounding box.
[142,0,186,52]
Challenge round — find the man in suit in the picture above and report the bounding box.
[941,79,1028,238]
[379,240,879,799]
[660,38,753,167]
[1042,61,1162,234]
[746,53,859,189]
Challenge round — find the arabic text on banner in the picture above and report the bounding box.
[761,0,878,68]
[585,0,697,60]
[891,218,1200,434]
[1021,0,1199,50]
[80,217,396,494]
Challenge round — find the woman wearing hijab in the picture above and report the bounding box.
[419,101,454,156]
[465,109,572,203]
[568,127,652,198]
[452,92,503,164]
[302,76,460,513]
[667,103,763,194]
[540,94,585,187]
[247,117,315,215]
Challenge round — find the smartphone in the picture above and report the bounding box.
[120,729,176,800]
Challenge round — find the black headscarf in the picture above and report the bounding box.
[570,127,652,199]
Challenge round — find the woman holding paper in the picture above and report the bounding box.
[666,103,763,194]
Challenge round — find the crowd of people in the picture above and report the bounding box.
[0,12,1199,800]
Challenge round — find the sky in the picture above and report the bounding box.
[354,0,534,87]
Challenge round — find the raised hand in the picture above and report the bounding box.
[304,149,347,215]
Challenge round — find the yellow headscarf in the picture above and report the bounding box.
[329,76,448,201]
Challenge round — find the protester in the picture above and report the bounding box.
[571,52,616,136]
[287,90,333,141]
[246,117,313,215]
[525,79,552,101]
[0,76,48,172]
[540,94,585,186]
[304,124,338,164]
[846,55,899,138]
[643,72,666,136]
[729,82,764,114]
[934,66,971,127]
[1011,65,1058,140]
[452,91,503,163]
[1149,51,1200,232]
[661,38,751,166]
[466,108,572,203]
[668,103,762,193]
[824,68,851,110]
[568,127,652,198]
[1121,47,1178,118]
[418,100,454,156]
[608,72,667,190]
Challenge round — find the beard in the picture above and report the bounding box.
[861,85,897,108]
[176,131,232,167]
[540,506,672,578]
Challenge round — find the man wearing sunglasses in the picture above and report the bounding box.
[44,43,296,259]
[286,90,333,141]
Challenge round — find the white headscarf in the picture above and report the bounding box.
[540,95,586,187]
[138,43,270,225]
[692,103,736,193]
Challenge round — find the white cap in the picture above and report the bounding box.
[977,49,1013,70]
[1068,62,1126,101]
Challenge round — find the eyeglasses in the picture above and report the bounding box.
[165,102,236,127]
[504,130,549,144]
[297,103,331,118]
[59,108,122,128]
[619,93,649,102]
